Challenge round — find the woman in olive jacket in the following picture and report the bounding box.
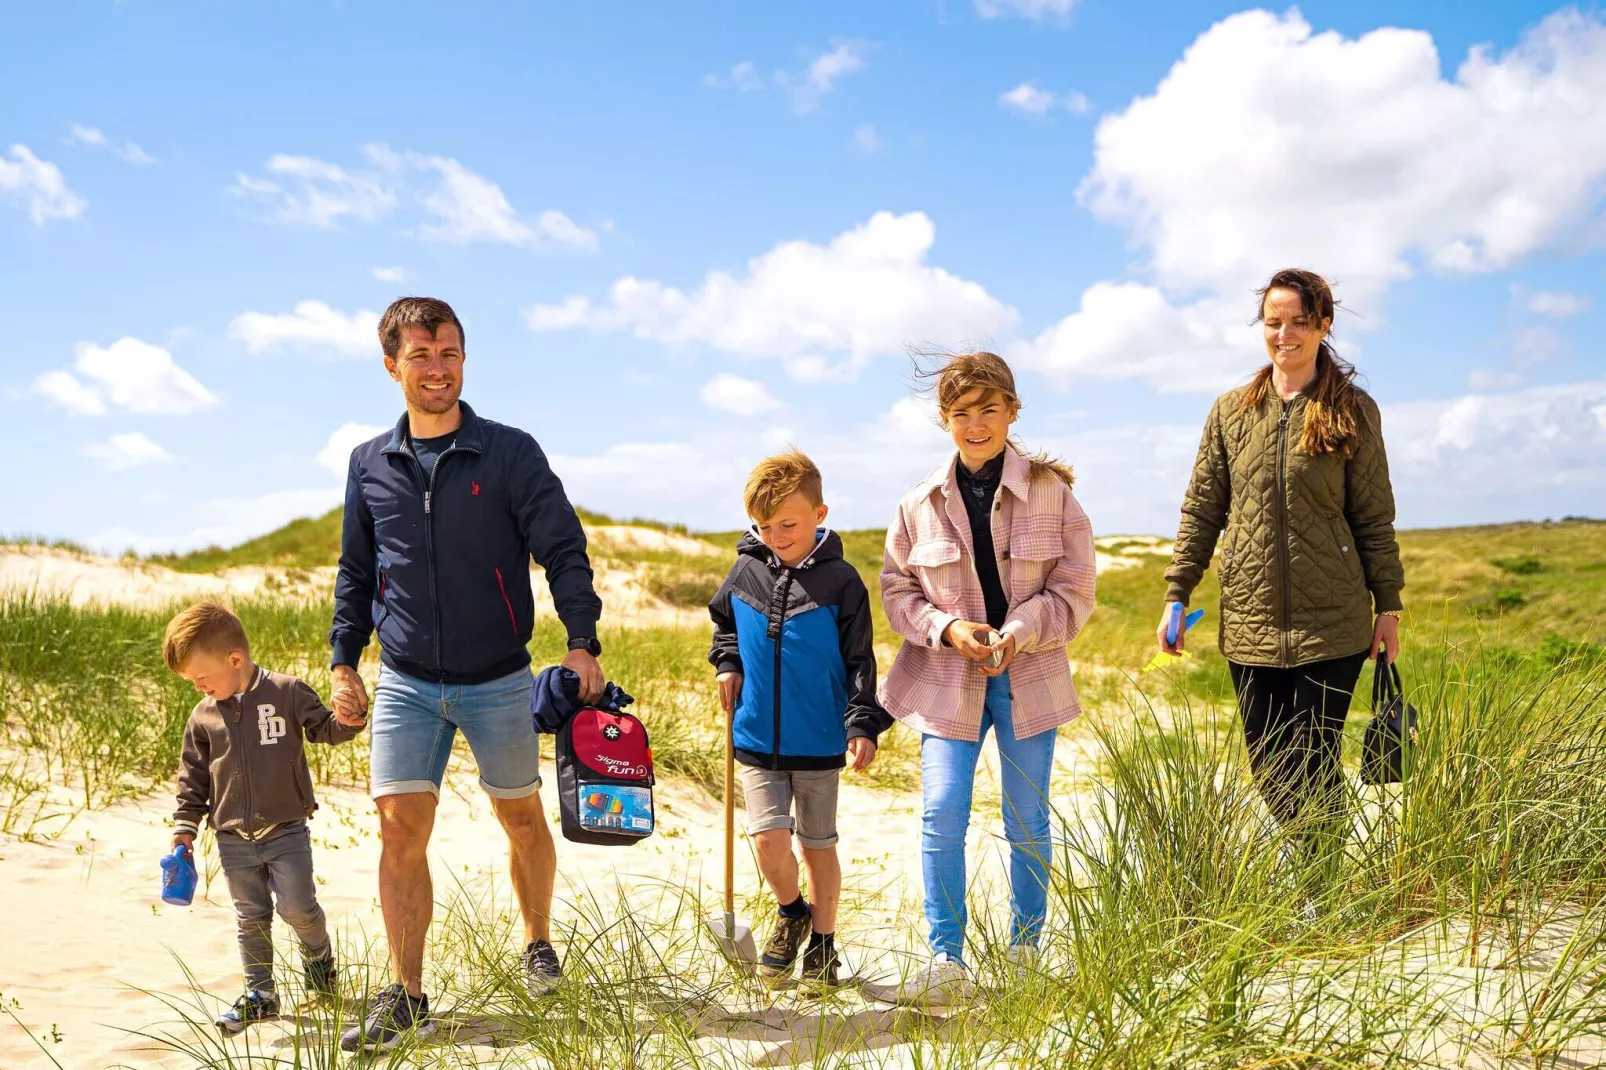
[1159,268,1405,844]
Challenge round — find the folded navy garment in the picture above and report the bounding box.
[530,666,635,734]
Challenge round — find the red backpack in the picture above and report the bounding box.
[555,707,656,845]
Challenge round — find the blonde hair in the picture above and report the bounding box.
[162,602,250,673]
[743,448,823,522]
[1244,268,1362,457]
[917,350,1075,487]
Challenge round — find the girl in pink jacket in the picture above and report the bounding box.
[878,351,1096,1004]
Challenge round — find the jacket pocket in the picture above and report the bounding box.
[374,570,391,634]
[494,567,519,635]
[1329,516,1364,584]
[906,539,963,608]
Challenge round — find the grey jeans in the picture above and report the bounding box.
[216,821,331,993]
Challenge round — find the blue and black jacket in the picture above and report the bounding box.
[708,530,892,771]
[330,402,602,684]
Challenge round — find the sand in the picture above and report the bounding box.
[0,740,1105,1070]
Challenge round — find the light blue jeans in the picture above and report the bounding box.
[920,672,1057,964]
[369,665,540,799]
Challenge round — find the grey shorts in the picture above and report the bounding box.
[739,766,840,850]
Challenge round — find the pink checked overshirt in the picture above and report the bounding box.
[879,446,1097,742]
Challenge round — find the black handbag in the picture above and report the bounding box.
[1361,653,1417,785]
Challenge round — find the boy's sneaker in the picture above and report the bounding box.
[798,940,842,992]
[215,989,279,1035]
[303,956,337,999]
[338,983,436,1054]
[890,955,975,1009]
[523,940,563,997]
[758,909,812,984]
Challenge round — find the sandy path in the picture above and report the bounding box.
[0,740,1104,1070]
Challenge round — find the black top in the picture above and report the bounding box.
[956,453,1007,630]
[409,432,455,482]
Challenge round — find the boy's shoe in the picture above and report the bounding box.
[891,955,975,1009]
[303,956,337,999]
[758,909,812,984]
[523,940,563,997]
[215,989,279,1035]
[338,983,436,1054]
[798,940,842,992]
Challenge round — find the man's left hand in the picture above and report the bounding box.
[563,648,605,704]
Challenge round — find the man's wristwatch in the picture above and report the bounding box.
[567,636,602,657]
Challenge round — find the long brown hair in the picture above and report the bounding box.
[916,350,1076,487]
[1242,268,1362,458]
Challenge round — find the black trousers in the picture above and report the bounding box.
[1229,651,1369,832]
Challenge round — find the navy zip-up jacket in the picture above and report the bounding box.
[330,402,602,684]
[708,530,892,771]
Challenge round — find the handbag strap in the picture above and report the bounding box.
[1372,651,1399,709]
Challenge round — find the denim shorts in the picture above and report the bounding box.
[370,665,540,800]
[739,766,840,850]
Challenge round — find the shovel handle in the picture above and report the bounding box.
[724,697,735,916]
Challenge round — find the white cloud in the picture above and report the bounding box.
[1468,369,1522,391]
[412,154,597,250]
[1012,282,1260,393]
[372,266,406,284]
[976,0,1078,21]
[233,144,595,250]
[1386,378,1606,515]
[1080,9,1606,302]
[229,300,380,357]
[1028,8,1606,395]
[546,376,1606,534]
[232,146,397,227]
[527,210,1018,381]
[783,42,868,114]
[33,337,218,416]
[90,487,344,556]
[1000,83,1057,114]
[0,144,86,224]
[852,123,883,155]
[699,374,784,416]
[67,124,151,165]
[1523,288,1591,318]
[316,422,387,476]
[80,432,172,471]
[704,61,762,92]
[32,370,107,415]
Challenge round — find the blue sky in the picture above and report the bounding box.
[3,0,1603,552]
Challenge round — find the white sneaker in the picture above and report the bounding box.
[892,955,975,1008]
[1004,944,1041,980]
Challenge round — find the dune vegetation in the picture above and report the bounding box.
[1,516,1602,1065]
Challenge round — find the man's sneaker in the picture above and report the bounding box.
[523,940,563,997]
[758,909,812,984]
[215,989,279,1035]
[891,955,975,1009]
[338,983,436,1054]
[303,956,337,999]
[798,940,842,992]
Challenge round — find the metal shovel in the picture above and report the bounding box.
[708,698,757,971]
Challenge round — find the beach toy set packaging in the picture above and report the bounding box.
[555,706,656,846]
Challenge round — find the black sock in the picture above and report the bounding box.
[807,930,834,955]
[778,895,809,919]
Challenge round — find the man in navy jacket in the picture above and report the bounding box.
[328,296,603,1053]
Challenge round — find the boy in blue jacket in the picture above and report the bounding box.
[709,449,892,989]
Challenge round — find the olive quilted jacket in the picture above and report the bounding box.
[1164,384,1404,668]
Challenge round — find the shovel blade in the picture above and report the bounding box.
[708,913,758,968]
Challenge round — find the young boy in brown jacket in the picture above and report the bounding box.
[165,602,365,1034]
